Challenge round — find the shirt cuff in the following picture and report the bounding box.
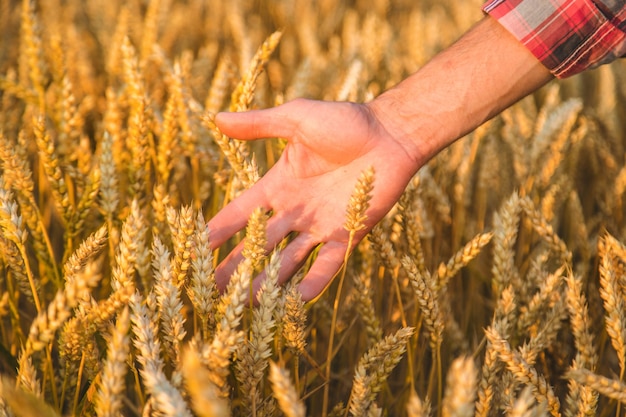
[483,0,626,78]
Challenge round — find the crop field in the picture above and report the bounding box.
[1,0,626,416]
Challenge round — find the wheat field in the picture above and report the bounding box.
[1,0,626,416]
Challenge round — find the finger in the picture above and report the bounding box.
[249,232,318,293]
[213,215,296,291]
[215,99,313,140]
[207,183,271,249]
[297,241,348,301]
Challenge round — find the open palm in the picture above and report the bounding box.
[208,98,422,300]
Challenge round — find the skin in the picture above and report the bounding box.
[208,15,553,301]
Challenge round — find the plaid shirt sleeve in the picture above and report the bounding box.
[483,0,626,78]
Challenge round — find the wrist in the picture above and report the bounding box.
[365,16,553,174]
[365,81,463,173]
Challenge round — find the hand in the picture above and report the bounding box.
[207,98,422,300]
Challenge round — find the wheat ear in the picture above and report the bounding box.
[519,196,572,265]
[230,30,283,112]
[407,391,432,417]
[33,115,72,226]
[0,132,58,284]
[566,368,626,405]
[130,292,192,417]
[564,272,597,370]
[156,89,179,187]
[182,343,230,417]
[491,192,522,295]
[201,112,259,188]
[281,281,308,354]
[436,231,493,291]
[243,207,269,271]
[166,205,195,287]
[270,361,306,417]
[188,211,218,339]
[235,251,281,415]
[348,327,414,416]
[598,233,626,380]
[201,260,251,397]
[508,387,548,417]
[0,177,40,311]
[518,266,565,333]
[25,226,107,354]
[353,273,383,344]
[485,326,561,417]
[441,356,478,417]
[95,307,130,417]
[403,256,444,351]
[121,36,151,202]
[19,0,46,104]
[476,286,517,417]
[205,54,235,114]
[152,236,186,371]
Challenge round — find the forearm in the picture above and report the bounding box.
[367,15,553,169]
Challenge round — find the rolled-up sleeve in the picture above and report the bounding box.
[483,0,626,78]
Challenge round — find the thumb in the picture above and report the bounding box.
[215,98,313,140]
